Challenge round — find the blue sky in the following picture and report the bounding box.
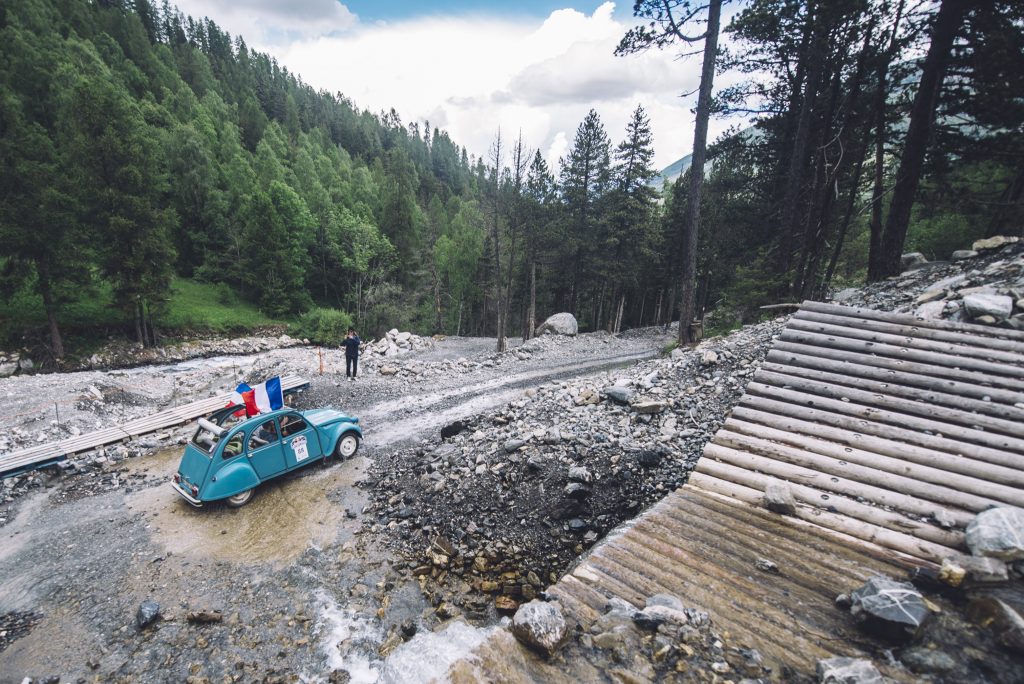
[171,1,745,169]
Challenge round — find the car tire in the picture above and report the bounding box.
[335,433,360,459]
[226,488,254,507]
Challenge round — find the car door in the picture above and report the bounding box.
[280,414,321,469]
[246,418,287,479]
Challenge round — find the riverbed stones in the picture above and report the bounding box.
[136,599,160,629]
[511,600,569,656]
[850,576,931,640]
[951,249,978,261]
[965,507,1024,560]
[816,657,884,684]
[535,313,578,336]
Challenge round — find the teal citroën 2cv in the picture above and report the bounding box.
[171,404,361,507]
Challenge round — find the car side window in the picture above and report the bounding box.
[248,420,279,451]
[223,433,245,459]
[281,417,307,437]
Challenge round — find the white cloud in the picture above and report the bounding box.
[170,1,742,171]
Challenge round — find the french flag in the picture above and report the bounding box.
[228,377,284,417]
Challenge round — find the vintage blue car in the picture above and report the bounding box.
[171,405,361,507]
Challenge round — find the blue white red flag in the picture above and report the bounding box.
[226,377,283,417]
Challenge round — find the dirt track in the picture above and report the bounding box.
[0,330,671,683]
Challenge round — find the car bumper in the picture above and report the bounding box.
[170,480,203,507]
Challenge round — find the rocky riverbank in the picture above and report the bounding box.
[1,239,1022,682]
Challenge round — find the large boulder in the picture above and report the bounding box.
[511,600,569,656]
[536,312,578,336]
[965,507,1024,560]
[850,576,931,640]
[900,252,928,271]
[962,293,1013,321]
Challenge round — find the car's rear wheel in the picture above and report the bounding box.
[335,433,360,459]
[226,488,254,507]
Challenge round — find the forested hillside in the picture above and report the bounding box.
[1,0,1021,365]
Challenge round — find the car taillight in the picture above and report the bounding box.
[174,473,181,483]
[191,485,199,496]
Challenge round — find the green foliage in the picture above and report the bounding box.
[157,278,280,331]
[290,307,354,346]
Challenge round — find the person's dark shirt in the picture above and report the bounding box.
[341,335,361,358]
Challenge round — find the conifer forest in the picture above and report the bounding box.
[1,0,1021,361]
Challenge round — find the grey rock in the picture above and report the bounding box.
[816,657,884,684]
[0,362,16,378]
[973,235,1019,251]
[900,647,957,674]
[850,576,931,640]
[603,386,634,404]
[941,555,1009,585]
[950,249,978,261]
[503,439,527,453]
[636,450,662,468]
[764,482,797,516]
[136,599,161,629]
[755,558,779,573]
[633,604,689,631]
[511,600,569,656]
[543,427,562,444]
[564,482,591,500]
[900,252,928,270]
[966,507,1024,560]
[567,466,592,483]
[18,358,33,371]
[631,400,667,415]
[535,313,578,337]
[645,594,685,612]
[963,293,1013,321]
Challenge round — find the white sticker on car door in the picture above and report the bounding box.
[292,435,309,462]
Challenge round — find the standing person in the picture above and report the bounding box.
[341,328,361,381]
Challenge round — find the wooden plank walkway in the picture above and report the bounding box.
[0,375,309,477]
[474,301,1024,678]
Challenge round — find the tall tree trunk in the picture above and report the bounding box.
[527,260,537,339]
[36,260,65,360]
[776,8,828,279]
[874,0,967,279]
[678,0,722,345]
[821,143,869,294]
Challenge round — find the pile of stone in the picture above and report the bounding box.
[361,317,784,615]
[834,236,1024,329]
[0,352,35,378]
[365,329,433,358]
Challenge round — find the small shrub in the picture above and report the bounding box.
[292,308,354,346]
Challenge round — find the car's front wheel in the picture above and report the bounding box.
[335,433,360,459]
[226,488,254,507]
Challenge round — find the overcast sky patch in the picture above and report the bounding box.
[171,0,742,170]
